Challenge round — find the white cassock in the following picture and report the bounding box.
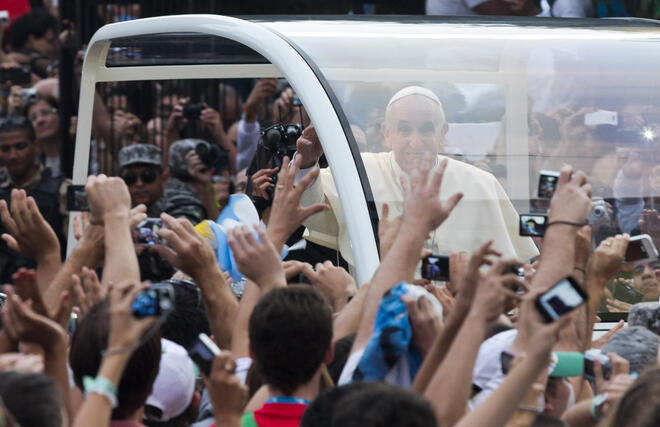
[300,151,539,266]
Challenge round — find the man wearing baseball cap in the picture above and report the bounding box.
[118,143,167,217]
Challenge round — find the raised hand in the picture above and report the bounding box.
[106,280,157,353]
[152,213,218,280]
[295,125,324,169]
[164,97,190,140]
[1,286,67,349]
[266,154,329,249]
[207,352,248,426]
[185,150,214,184]
[456,240,501,304]
[470,259,524,324]
[303,261,357,311]
[401,157,463,237]
[85,175,131,225]
[251,167,279,200]
[588,234,629,281]
[425,284,455,317]
[227,224,285,291]
[244,78,278,121]
[548,165,593,224]
[283,260,313,281]
[402,294,443,356]
[378,203,403,259]
[448,251,469,295]
[0,189,60,261]
[72,267,105,321]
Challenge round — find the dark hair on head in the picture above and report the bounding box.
[138,250,176,283]
[300,382,372,427]
[331,382,437,427]
[605,366,660,427]
[160,279,210,350]
[249,285,333,396]
[532,413,566,427]
[0,371,62,427]
[69,300,162,420]
[7,9,57,52]
[327,333,356,385]
[0,116,35,141]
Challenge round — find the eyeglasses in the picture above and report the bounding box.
[121,168,158,186]
[28,108,58,122]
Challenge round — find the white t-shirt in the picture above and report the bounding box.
[426,0,488,16]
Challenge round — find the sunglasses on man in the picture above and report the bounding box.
[121,168,158,186]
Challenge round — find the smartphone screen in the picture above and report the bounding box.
[535,276,587,323]
[132,218,166,246]
[538,171,560,199]
[188,334,220,377]
[519,214,546,237]
[66,185,89,211]
[421,255,450,281]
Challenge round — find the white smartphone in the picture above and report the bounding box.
[585,110,618,127]
[625,234,658,263]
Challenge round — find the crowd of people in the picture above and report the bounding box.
[1,3,660,427]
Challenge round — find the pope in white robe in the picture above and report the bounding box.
[295,86,538,266]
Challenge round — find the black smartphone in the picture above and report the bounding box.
[66,185,89,211]
[188,333,221,377]
[421,255,450,281]
[132,218,166,246]
[535,276,588,323]
[583,349,612,382]
[538,170,560,199]
[0,292,6,309]
[131,282,175,319]
[500,350,515,375]
[519,214,547,237]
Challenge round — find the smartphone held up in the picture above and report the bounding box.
[535,276,587,323]
[421,255,450,282]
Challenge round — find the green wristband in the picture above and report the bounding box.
[83,375,118,408]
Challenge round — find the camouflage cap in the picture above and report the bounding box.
[119,143,162,169]
[169,138,209,179]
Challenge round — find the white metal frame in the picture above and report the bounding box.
[69,14,380,285]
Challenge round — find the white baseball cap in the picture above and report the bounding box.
[145,338,196,422]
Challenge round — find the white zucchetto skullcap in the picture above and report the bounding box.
[387,86,441,108]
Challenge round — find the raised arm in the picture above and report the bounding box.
[412,241,501,393]
[0,189,61,292]
[454,289,573,427]
[154,213,238,350]
[351,158,463,353]
[424,259,524,426]
[85,175,139,286]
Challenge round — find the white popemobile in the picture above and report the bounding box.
[71,14,660,328]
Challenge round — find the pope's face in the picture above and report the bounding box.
[382,95,447,174]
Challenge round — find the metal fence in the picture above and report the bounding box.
[56,0,424,177]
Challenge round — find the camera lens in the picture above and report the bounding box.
[265,128,282,146]
[196,143,208,156]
